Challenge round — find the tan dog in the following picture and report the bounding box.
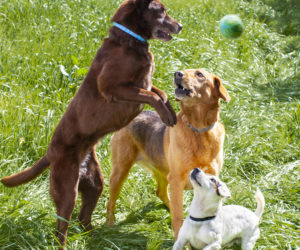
[107,69,231,238]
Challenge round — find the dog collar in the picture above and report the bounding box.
[187,121,216,133]
[189,215,216,222]
[113,22,147,43]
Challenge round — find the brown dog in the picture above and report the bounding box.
[107,69,230,238]
[1,0,182,247]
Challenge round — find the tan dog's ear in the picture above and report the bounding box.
[214,76,231,102]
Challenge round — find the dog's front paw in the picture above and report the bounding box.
[159,109,177,127]
[165,99,177,125]
[155,99,177,126]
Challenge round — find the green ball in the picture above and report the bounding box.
[220,15,244,39]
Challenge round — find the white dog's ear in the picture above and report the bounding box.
[217,183,231,198]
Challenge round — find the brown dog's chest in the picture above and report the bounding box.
[130,51,153,91]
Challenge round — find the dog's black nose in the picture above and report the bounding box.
[174,71,183,79]
[177,23,183,32]
[192,168,200,175]
[191,168,201,181]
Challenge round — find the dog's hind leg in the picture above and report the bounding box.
[241,228,260,250]
[78,148,104,230]
[107,132,138,225]
[153,171,170,209]
[50,158,80,247]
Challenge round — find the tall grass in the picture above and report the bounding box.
[0,0,299,249]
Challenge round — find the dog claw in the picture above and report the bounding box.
[157,99,177,127]
[164,116,176,127]
[165,100,177,125]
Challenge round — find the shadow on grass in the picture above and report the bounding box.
[86,226,148,250]
[118,202,169,226]
[85,202,170,250]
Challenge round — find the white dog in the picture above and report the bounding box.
[173,168,265,250]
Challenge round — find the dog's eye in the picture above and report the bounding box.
[210,178,216,183]
[196,72,204,77]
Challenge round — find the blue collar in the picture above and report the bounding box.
[113,22,147,43]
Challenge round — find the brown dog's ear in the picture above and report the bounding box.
[214,76,231,102]
[111,1,136,23]
[135,0,154,15]
[136,0,153,8]
[136,0,153,4]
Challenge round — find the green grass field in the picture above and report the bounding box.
[0,0,299,249]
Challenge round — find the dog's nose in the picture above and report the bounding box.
[192,168,200,175]
[174,71,183,79]
[177,23,183,32]
[191,167,201,180]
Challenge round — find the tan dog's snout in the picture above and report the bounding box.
[174,71,183,85]
[174,71,193,100]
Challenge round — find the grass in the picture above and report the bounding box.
[0,0,299,249]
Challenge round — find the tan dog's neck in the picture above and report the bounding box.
[180,101,220,129]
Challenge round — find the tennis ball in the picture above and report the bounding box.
[220,15,244,39]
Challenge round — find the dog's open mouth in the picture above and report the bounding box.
[156,29,172,41]
[175,82,192,98]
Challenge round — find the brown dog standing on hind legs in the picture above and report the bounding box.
[1,0,182,247]
[107,69,231,239]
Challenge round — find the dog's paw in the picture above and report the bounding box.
[165,100,177,125]
[160,110,177,127]
[155,99,177,126]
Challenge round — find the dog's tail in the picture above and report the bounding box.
[254,189,265,219]
[1,155,50,187]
